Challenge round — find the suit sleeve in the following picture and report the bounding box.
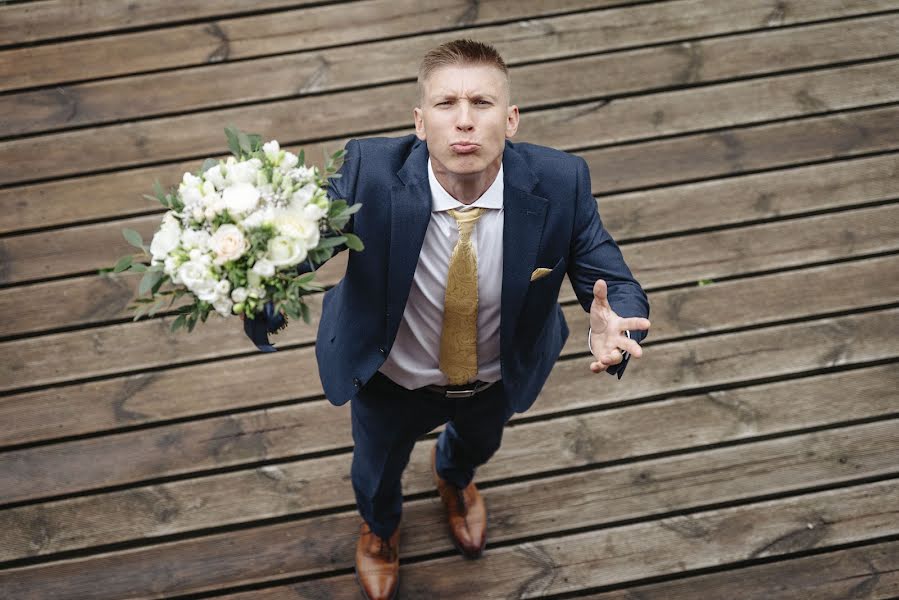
[567,156,649,379]
[296,138,363,275]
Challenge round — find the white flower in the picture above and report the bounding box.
[222,181,260,215]
[303,203,326,222]
[181,228,211,251]
[240,205,275,230]
[209,224,248,265]
[204,206,217,220]
[231,287,249,303]
[267,235,307,267]
[214,278,231,296]
[149,212,181,261]
[213,296,234,317]
[290,182,318,208]
[263,140,281,163]
[226,158,262,185]
[251,258,275,278]
[273,205,319,247]
[192,206,204,221]
[204,163,226,190]
[163,256,183,284]
[281,151,299,169]
[178,260,215,294]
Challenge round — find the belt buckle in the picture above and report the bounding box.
[445,388,477,399]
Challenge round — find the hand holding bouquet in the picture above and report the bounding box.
[100,126,362,351]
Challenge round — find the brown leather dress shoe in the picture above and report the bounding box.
[354,521,400,600]
[431,444,487,559]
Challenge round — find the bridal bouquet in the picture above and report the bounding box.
[100,126,362,350]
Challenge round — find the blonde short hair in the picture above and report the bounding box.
[417,39,510,104]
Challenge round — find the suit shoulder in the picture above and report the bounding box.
[346,134,420,176]
[508,140,584,188]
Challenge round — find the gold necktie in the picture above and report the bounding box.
[439,207,486,385]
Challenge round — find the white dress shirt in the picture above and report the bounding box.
[378,158,504,389]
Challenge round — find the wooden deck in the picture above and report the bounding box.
[1,0,898,598]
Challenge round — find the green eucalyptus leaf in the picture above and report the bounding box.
[317,235,347,249]
[200,158,218,173]
[123,228,145,250]
[171,314,187,332]
[225,126,241,157]
[138,270,163,296]
[344,233,364,251]
[130,262,148,273]
[113,255,133,273]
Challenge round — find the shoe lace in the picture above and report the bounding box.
[376,536,397,562]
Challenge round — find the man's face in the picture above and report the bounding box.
[413,63,519,177]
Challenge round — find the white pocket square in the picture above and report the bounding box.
[530,267,553,282]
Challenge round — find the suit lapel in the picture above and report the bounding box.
[500,143,548,359]
[387,140,431,341]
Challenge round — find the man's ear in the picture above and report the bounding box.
[506,104,520,138]
[413,107,426,141]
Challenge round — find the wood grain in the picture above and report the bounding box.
[3,13,897,185]
[3,0,893,137]
[1,252,894,449]
[0,0,623,92]
[1,305,895,507]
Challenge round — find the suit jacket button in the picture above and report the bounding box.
[353,377,362,388]
[379,347,387,355]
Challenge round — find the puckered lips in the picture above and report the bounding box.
[450,141,479,154]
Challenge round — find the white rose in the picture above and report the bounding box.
[267,235,307,267]
[149,216,181,261]
[178,260,214,293]
[204,206,217,220]
[192,206,204,221]
[209,224,248,265]
[222,181,260,215]
[231,287,249,303]
[251,258,275,278]
[213,296,234,317]
[273,206,319,247]
[240,205,274,230]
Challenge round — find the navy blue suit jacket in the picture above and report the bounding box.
[312,134,648,414]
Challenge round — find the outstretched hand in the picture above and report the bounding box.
[589,279,651,373]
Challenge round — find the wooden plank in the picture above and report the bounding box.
[0,0,623,92]
[2,201,896,391]
[2,252,896,448]
[2,145,896,335]
[0,0,332,45]
[0,359,895,566]
[0,304,895,509]
[252,480,899,599]
[3,0,892,137]
[3,13,897,185]
[579,104,899,193]
[5,56,897,236]
[4,431,896,597]
[6,200,899,393]
[582,540,899,599]
[3,104,897,287]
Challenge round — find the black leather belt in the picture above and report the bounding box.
[423,380,497,398]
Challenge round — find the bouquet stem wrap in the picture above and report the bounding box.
[243,300,287,352]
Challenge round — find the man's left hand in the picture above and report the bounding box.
[589,279,651,373]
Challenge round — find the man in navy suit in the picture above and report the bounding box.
[251,39,650,600]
